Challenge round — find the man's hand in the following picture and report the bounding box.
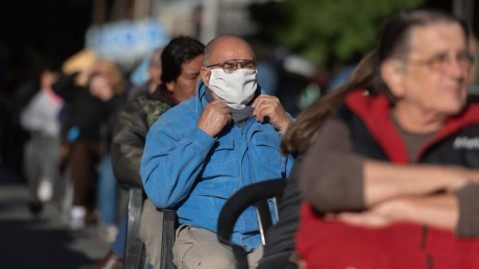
[197,100,231,137]
[252,94,292,132]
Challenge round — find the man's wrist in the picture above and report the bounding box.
[278,118,292,132]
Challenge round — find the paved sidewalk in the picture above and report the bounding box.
[0,164,110,269]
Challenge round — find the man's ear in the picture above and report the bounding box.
[165,81,175,93]
[200,67,211,87]
[381,59,405,97]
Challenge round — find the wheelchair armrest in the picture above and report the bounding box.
[217,179,287,269]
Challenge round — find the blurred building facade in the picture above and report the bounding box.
[85,0,280,67]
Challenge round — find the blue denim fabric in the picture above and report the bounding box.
[111,215,126,257]
[98,154,118,225]
[141,80,294,252]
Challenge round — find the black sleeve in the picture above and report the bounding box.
[262,158,303,258]
[455,183,479,237]
[299,118,365,213]
[51,72,81,102]
[111,100,148,187]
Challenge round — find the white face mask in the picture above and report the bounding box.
[208,68,257,109]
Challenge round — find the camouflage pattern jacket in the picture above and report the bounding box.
[111,85,177,187]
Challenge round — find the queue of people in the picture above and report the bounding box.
[82,36,206,269]
[9,7,479,269]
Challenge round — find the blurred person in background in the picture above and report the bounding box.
[0,58,49,178]
[128,47,164,100]
[20,64,63,215]
[81,36,205,269]
[53,56,127,232]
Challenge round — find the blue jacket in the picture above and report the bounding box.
[140,80,294,251]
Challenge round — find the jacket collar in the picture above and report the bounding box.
[195,80,209,115]
[345,90,479,163]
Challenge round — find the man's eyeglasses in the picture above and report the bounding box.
[206,59,257,73]
[395,51,475,72]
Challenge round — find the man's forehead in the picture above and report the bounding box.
[210,39,254,61]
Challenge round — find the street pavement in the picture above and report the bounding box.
[0,164,110,269]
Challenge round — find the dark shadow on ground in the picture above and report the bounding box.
[0,164,107,269]
[0,220,96,269]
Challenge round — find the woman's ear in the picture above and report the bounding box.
[381,59,405,97]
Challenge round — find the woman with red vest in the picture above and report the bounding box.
[289,9,479,269]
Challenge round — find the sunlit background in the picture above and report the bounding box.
[0,0,477,183]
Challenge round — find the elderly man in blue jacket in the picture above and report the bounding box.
[141,35,294,269]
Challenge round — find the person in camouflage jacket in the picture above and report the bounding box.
[111,85,177,188]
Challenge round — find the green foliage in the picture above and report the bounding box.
[272,0,425,68]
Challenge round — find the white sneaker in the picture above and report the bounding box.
[100,225,119,243]
[37,178,53,202]
[70,206,86,230]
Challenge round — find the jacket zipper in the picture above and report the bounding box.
[421,225,434,269]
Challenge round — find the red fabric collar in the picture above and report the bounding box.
[345,90,479,163]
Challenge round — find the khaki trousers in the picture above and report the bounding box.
[173,225,263,269]
[139,198,164,269]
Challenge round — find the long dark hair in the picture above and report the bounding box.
[281,9,469,156]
